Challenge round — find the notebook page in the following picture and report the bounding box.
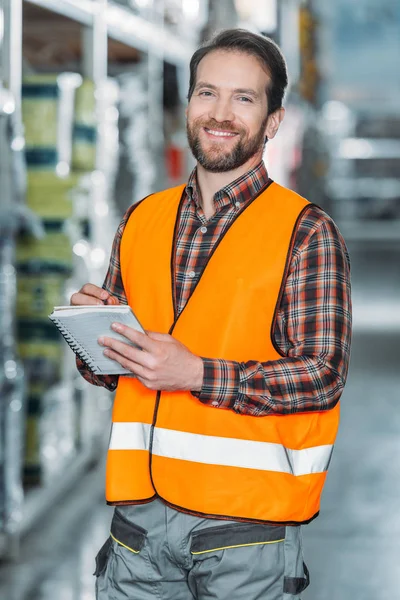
[51,307,145,375]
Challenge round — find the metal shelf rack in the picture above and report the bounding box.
[24,0,194,65]
[0,0,194,560]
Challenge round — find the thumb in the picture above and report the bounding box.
[106,295,120,305]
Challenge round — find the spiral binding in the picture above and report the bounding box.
[50,316,97,370]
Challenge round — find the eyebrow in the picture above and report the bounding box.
[194,81,260,99]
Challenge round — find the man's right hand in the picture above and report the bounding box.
[70,284,120,306]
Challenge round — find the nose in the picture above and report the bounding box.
[209,96,234,123]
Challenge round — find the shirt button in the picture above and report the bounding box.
[200,226,207,234]
[235,202,240,209]
[188,270,196,279]
[211,401,219,407]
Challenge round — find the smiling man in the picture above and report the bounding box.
[71,29,352,600]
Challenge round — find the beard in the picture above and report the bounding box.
[186,117,268,173]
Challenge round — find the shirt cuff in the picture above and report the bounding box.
[191,358,240,408]
[76,357,119,391]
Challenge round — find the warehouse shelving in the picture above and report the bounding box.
[0,0,195,560]
[24,0,194,65]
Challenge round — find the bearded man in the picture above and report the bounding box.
[71,28,352,600]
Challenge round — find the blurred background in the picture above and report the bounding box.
[0,0,399,598]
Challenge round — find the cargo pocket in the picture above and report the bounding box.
[189,523,286,600]
[283,526,310,596]
[94,537,112,577]
[190,522,286,555]
[283,562,309,595]
[110,508,147,554]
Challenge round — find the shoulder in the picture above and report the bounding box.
[292,204,350,266]
[270,183,348,255]
[118,184,186,234]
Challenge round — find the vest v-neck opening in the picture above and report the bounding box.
[169,180,274,329]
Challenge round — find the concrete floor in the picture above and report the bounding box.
[1,240,399,600]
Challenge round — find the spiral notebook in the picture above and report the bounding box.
[48,304,145,375]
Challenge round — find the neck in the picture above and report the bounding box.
[196,153,263,220]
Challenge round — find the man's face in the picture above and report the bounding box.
[186,50,276,173]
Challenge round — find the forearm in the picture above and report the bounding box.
[193,354,346,415]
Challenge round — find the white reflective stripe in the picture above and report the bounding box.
[108,423,333,476]
[109,422,151,451]
[152,428,333,476]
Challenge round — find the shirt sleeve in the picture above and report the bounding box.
[192,206,352,415]
[76,204,137,390]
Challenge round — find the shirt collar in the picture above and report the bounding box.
[186,161,270,211]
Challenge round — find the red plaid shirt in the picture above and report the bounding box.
[78,161,352,415]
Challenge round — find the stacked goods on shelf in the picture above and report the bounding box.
[72,80,97,172]
[0,360,25,539]
[115,69,157,212]
[0,87,27,543]
[38,381,76,485]
[0,239,25,539]
[18,74,80,484]
[70,78,120,282]
[299,5,320,106]
[17,74,120,485]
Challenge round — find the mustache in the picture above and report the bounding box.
[193,119,240,133]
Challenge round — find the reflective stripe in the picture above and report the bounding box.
[109,422,151,451]
[108,422,334,476]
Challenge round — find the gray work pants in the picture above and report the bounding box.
[94,499,309,600]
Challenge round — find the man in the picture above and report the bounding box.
[72,29,351,600]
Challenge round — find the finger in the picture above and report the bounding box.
[81,283,109,301]
[99,336,152,368]
[70,292,104,306]
[106,295,119,305]
[103,348,149,378]
[110,323,155,352]
[146,331,174,343]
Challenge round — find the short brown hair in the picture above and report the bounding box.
[188,29,288,116]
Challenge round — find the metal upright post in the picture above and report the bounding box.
[0,0,26,560]
[1,0,23,113]
[82,0,108,172]
[147,0,165,183]
[82,0,108,87]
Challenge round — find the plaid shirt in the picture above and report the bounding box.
[78,161,352,415]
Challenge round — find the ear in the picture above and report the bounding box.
[265,107,285,140]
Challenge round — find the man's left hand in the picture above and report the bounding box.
[98,324,204,392]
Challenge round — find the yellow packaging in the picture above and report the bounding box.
[23,382,48,484]
[27,171,79,219]
[72,79,97,171]
[22,75,59,147]
[17,275,65,320]
[16,225,73,274]
[22,75,59,170]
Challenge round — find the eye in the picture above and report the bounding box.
[238,96,252,103]
[199,90,214,97]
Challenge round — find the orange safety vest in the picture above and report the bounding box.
[106,181,340,525]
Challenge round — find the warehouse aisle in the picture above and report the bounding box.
[303,241,400,600]
[1,243,399,600]
[303,330,400,600]
[0,463,112,600]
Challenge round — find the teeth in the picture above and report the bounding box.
[206,129,236,137]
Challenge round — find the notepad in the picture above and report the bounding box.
[48,304,145,375]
